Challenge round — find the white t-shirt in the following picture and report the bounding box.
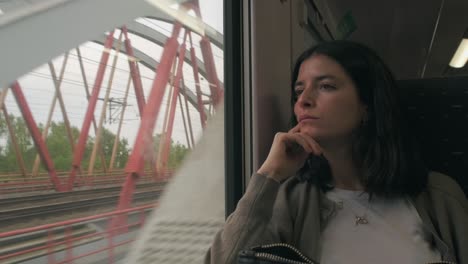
[320,188,441,264]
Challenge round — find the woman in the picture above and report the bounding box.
[206,41,468,264]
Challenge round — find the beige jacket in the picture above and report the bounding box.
[206,172,468,264]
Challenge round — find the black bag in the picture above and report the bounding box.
[238,243,318,264]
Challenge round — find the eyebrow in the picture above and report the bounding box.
[294,81,305,87]
[315,75,337,81]
[294,75,337,87]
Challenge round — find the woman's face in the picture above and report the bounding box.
[293,54,367,146]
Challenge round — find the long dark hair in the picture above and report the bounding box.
[292,40,428,198]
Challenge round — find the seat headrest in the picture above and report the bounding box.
[398,77,468,196]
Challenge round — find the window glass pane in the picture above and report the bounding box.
[0,0,224,262]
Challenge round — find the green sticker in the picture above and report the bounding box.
[336,11,357,40]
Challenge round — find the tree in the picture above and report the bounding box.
[152,133,190,170]
[88,127,129,170]
[0,115,36,173]
[45,122,131,172]
[0,114,6,136]
[168,140,189,169]
[45,121,80,171]
[0,115,6,155]
[0,117,131,174]
[0,115,189,175]
[0,115,9,171]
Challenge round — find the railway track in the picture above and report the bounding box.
[0,184,164,225]
[0,190,161,222]
[0,182,164,210]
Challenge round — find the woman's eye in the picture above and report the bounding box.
[320,84,336,90]
[294,89,303,98]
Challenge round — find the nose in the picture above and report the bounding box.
[296,87,316,109]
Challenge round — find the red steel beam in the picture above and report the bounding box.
[76,47,108,173]
[159,34,187,172]
[10,82,63,191]
[116,23,182,212]
[182,78,196,147]
[121,26,158,174]
[178,90,192,149]
[200,36,222,106]
[47,230,56,263]
[187,1,223,106]
[121,26,146,115]
[48,55,75,152]
[188,32,207,129]
[67,31,116,191]
[0,204,155,238]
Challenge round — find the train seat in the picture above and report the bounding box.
[399,77,468,196]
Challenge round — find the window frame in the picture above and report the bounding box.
[224,0,246,217]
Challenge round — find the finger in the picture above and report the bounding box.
[296,133,323,155]
[288,133,313,154]
[288,123,301,133]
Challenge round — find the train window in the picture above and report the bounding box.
[0,0,226,263]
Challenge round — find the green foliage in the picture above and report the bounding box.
[45,121,79,171]
[85,127,129,170]
[0,115,36,172]
[0,115,190,174]
[0,115,7,156]
[153,133,190,170]
[168,141,189,169]
[0,115,6,137]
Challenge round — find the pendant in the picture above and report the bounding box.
[355,216,369,225]
[336,201,344,209]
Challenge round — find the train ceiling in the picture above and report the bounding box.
[310,0,468,79]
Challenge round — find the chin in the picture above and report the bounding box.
[300,127,354,147]
[299,126,324,139]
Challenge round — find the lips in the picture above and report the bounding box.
[298,115,319,122]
